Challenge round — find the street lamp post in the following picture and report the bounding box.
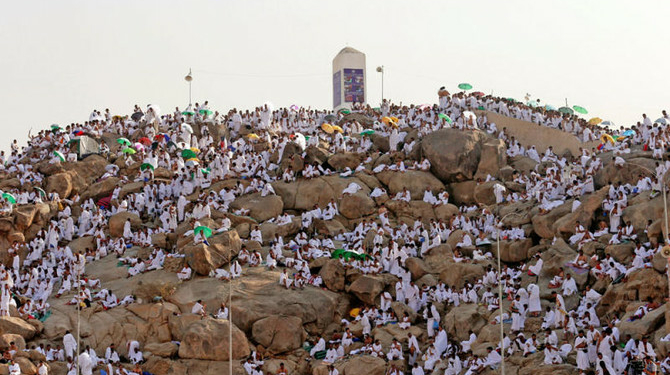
[185,68,193,107]
[229,251,233,375]
[376,66,384,104]
[488,208,525,375]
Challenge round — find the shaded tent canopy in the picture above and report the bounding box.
[68,135,100,158]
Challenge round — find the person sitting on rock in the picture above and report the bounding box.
[191,299,206,317]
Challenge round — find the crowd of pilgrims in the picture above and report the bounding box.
[0,90,668,375]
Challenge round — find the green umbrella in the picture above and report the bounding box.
[477,106,485,110]
[201,168,211,174]
[339,109,351,114]
[34,187,46,197]
[438,113,453,124]
[181,149,197,159]
[140,163,155,171]
[458,83,473,90]
[182,111,195,116]
[194,226,212,238]
[53,151,65,162]
[360,129,375,136]
[117,138,131,146]
[545,104,556,111]
[572,105,588,114]
[372,107,381,112]
[2,193,16,205]
[526,101,538,108]
[506,98,517,102]
[199,109,213,116]
[558,107,574,115]
[50,124,62,131]
[122,148,136,155]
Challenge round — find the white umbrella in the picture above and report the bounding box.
[185,160,199,167]
[105,164,119,172]
[655,118,668,125]
[600,120,616,127]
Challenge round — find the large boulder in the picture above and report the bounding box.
[347,275,385,305]
[144,342,179,358]
[319,259,346,292]
[339,192,376,220]
[554,187,609,237]
[273,176,371,211]
[337,355,387,375]
[230,193,283,223]
[328,153,364,171]
[405,258,430,280]
[499,238,534,262]
[473,180,501,206]
[443,304,489,341]
[251,315,305,354]
[448,181,477,205]
[0,317,37,340]
[421,129,488,183]
[81,177,120,201]
[178,318,250,360]
[383,170,446,200]
[46,171,79,199]
[531,201,572,239]
[183,243,235,276]
[594,157,657,189]
[13,205,38,232]
[475,138,507,179]
[618,304,666,339]
[439,263,485,288]
[108,212,142,238]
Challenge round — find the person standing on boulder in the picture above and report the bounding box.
[63,330,77,361]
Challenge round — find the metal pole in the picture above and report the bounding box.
[76,262,81,375]
[381,69,384,104]
[497,227,505,375]
[229,252,233,375]
[664,183,668,244]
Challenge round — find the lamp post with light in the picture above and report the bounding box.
[376,66,384,104]
[185,69,193,106]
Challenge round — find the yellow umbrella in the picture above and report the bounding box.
[247,133,260,140]
[349,308,361,318]
[381,116,392,124]
[600,134,615,145]
[588,117,603,125]
[186,157,199,162]
[321,123,334,134]
[190,147,200,153]
[390,116,399,123]
[332,125,344,134]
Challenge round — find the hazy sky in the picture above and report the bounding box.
[1,0,669,152]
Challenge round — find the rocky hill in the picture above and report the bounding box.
[0,103,667,375]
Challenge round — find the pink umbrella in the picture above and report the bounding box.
[290,105,299,111]
[134,143,145,151]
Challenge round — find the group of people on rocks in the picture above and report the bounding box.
[0,89,669,375]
